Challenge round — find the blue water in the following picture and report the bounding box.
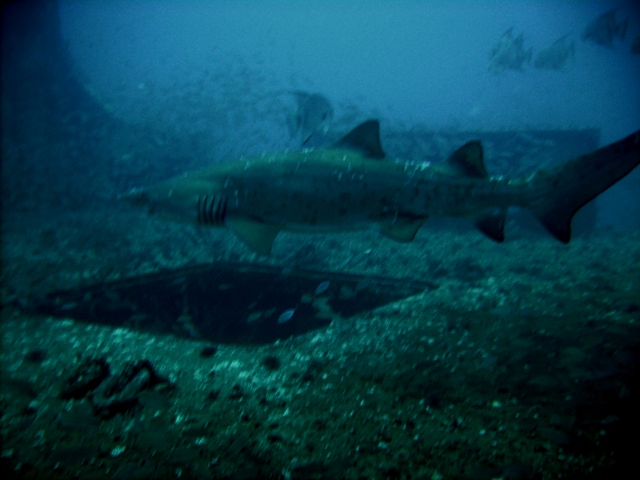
[59,0,640,142]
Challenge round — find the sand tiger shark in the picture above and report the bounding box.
[121,121,640,254]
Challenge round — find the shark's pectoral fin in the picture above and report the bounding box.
[226,218,280,255]
[379,217,427,242]
[472,209,507,242]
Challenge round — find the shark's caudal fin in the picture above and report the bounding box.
[525,130,640,243]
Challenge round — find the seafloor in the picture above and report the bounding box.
[1,208,639,480]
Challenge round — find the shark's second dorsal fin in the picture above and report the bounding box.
[333,120,386,159]
[441,141,488,178]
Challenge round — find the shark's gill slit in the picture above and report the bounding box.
[198,194,226,226]
[207,195,215,224]
[217,196,227,225]
[211,196,220,224]
[198,194,209,224]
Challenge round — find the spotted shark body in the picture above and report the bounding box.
[121,121,640,254]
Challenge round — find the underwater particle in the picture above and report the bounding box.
[91,359,172,418]
[426,392,442,408]
[300,293,314,303]
[229,384,244,400]
[177,313,200,338]
[24,349,46,364]
[199,345,218,358]
[23,400,38,416]
[60,357,110,400]
[314,281,331,295]
[110,445,126,457]
[268,433,285,443]
[300,359,325,383]
[338,285,355,300]
[261,355,281,371]
[500,463,534,480]
[277,308,296,324]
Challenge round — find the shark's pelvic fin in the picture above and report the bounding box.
[439,141,503,241]
[526,129,640,243]
[226,218,280,255]
[379,217,428,242]
[333,120,386,159]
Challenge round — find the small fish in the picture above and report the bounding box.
[314,281,331,296]
[339,285,355,300]
[488,28,532,74]
[60,302,77,311]
[533,35,575,71]
[288,91,334,146]
[277,308,296,324]
[300,293,314,304]
[129,313,149,324]
[170,276,187,286]
[631,34,640,55]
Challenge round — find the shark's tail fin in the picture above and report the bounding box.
[524,130,640,243]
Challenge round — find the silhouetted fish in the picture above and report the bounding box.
[534,35,575,70]
[581,9,627,48]
[288,91,334,146]
[489,28,532,74]
[631,34,640,55]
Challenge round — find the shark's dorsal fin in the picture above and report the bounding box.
[333,120,386,159]
[226,218,280,255]
[441,141,488,178]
